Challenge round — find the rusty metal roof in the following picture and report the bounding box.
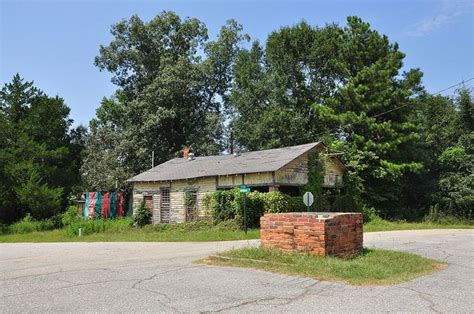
[128,142,324,182]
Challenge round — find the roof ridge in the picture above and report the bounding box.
[185,141,321,159]
[128,141,324,182]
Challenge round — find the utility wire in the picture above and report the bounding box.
[317,77,474,137]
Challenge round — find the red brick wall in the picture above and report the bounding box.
[260,212,363,258]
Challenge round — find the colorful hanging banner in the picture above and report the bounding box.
[83,191,124,220]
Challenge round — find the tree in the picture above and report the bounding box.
[458,88,474,132]
[228,17,425,215]
[83,12,248,188]
[81,95,131,191]
[432,89,474,219]
[0,75,82,223]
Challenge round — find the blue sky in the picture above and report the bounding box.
[1,0,473,126]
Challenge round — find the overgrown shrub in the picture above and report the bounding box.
[8,214,57,234]
[133,202,152,227]
[60,205,81,226]
[202,189,305,228]
[64,218,133,236]
[360,205,382,223]
[0,224,8,235]
[424,204,472,225]
[14,171,63,220]
[261,192,305,213]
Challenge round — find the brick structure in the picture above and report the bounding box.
[260,212,363,258]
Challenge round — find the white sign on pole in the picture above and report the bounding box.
[303,192,314,207]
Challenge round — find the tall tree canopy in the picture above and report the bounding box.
[84,13,472,219]
[228,17,424,216]
[82,12,249,190]
[0,74,84,223]
[424,90,473,219]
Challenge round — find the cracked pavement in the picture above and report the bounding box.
[1,229,473,313]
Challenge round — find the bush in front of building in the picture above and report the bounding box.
[261,192,306,213]
[60,205,82,226]
[132,202,152,227]
[202,189,305,228]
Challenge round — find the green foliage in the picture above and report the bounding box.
[8,214,57,234]
[229,17,425,216]
[423,205,472,225]
[143,219,242,233]
[202,189,305,228]
[426,89,474,220]
[14,170,63,220]
[60,205,81,226]
[304,152,328,211]
[83,12,249,190]
[2,13,472,226]
[0,74,84,223]
[261,191,305,213]
[202,188,242,222]
[184,191,199,221]
[64,218,133,236]
[133,202,152,227]
[360,206,383,224]
[363,217,472,232]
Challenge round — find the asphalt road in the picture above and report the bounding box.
[1,229,473,313]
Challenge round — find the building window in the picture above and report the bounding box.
[143,195,153,211]
[160,188,170,223]
[185,190,198,222]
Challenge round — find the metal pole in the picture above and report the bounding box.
[152,151,154,168]
[243,193,247,235]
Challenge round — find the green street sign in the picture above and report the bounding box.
[239,184,250,193]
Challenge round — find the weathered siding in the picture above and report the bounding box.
[275,152,345,187]
[325,160,344,176]
[169,188,185,223]
[218,172,274,187]
[275,154,308,185]
[132,182,171,222]
[131,146,346,224]
[133,177,217,224]
[217,174,244,188]
[243,172,274,185]
[323,158,345,187]
[134,182,172,191]
[170,177,217,222]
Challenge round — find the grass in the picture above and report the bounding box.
[199,247,446,285]
[1,215,471,243]
[364,219,473,232]
[0,228,260,243]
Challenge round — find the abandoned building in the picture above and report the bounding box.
[128,142,345,224]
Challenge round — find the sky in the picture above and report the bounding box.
[1,0,473,127]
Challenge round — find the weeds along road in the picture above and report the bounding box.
[1,229,473,313]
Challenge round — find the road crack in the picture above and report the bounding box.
[206,280,320,312]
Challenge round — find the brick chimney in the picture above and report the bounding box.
[183,147,190,159]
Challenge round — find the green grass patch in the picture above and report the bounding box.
[200,247,446,285]
[364,219,473,232]
[0,217,260,242]
[1,213,471,243]
[0,228,260,243]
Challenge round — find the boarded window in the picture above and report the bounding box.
[160,188,170,223]
[185,190,198,222]
[144,196,153,211]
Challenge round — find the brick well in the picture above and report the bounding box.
[260,212,363,258]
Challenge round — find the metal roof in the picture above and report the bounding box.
[128,142,324,182]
